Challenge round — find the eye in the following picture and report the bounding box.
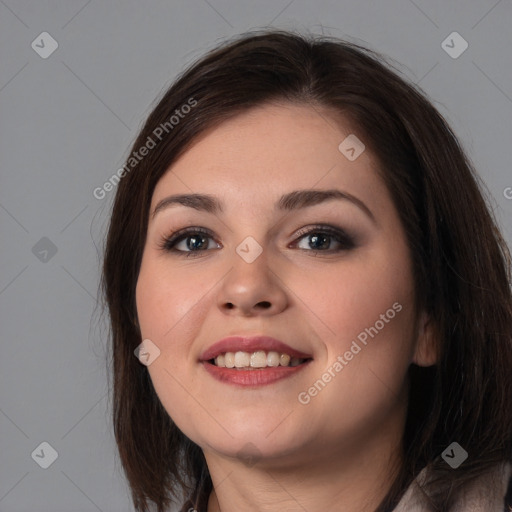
[158,224,356,258]
[292,225,356,253]
[158,227,221,257]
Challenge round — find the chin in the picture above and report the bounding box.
[198,426,312,465]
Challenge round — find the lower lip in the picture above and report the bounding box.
[201,360,311,387]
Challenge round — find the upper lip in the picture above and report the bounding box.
[199,335,313,361]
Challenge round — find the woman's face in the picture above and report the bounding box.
[135,103,433,467]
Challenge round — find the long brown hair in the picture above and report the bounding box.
[101,29,512,511]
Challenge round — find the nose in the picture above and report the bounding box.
[217,249,288,317]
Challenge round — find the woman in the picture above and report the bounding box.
[102,30,512,511]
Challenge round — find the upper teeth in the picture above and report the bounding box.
[213,351,305,369]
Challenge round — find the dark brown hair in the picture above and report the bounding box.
[101,29,512,511]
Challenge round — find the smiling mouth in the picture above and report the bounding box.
[209,350,312,369]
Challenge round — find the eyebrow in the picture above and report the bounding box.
[151,189,376,223]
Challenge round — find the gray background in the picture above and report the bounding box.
[1,1,511,511]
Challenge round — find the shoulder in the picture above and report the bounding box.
[393,461,512,512]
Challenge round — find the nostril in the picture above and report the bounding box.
[257,301,272,308]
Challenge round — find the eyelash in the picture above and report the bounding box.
[157,225,356,258]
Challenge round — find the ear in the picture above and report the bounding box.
[412,310,438,367]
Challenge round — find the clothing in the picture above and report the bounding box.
[180,462,512,512]
[393,462,512,512]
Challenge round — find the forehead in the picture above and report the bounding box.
[151,103,388,215]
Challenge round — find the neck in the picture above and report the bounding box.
[204,419,404,512]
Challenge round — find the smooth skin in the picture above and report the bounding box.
[135,102,436,512]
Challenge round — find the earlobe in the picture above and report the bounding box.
[412,311,438,367]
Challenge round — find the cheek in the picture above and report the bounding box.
[135,257,207,434]
[289,249,414,351]
[135,255,210,341]
[299,252,416,429]
[291,241,416,402]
